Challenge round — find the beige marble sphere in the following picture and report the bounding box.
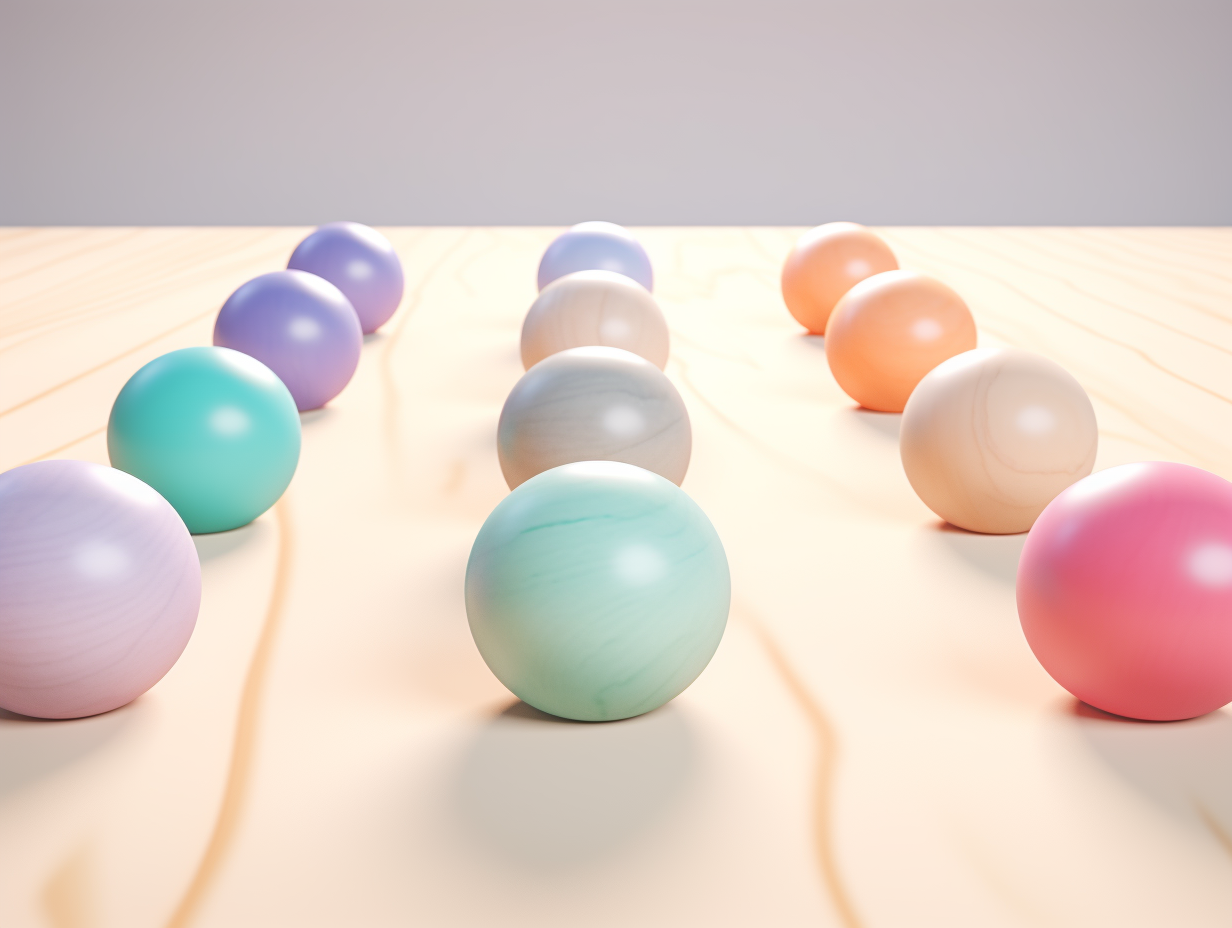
[900,347,1098,534]
[497,346,691,489]
[520,269,670,370]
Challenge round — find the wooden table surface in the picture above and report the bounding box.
[2,227,1232,928]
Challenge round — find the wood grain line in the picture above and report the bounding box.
[164,499,296,928]
[18,426,108,467]
[0,309,215,419]
[381,230,474,484]
[736,600,864,928]
[1195,803,1232,863]
[883,234,1232,410]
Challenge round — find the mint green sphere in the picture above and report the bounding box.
[108,347,301,534]
[465,461,730,721]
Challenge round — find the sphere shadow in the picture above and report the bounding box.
[0,698,145,800]
[192,517,268,564]
[452,700,697,870]
[849,407,901,440]
[931,521,1026,587]
[299,406,338,428]
[796,333,825,351]
[1068,699,1232,830]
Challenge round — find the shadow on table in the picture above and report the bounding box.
[452,700,697,869]
[0,700,145,800]
[192,517,268,564]
[797,333,825,352]
[1069,700,1232,834]
[930,521,1026,587]
[299,406,338,429]
[849,407,901,441]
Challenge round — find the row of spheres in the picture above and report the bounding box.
[469,222,728,723]
[784,222,1232,722]
[0,224,403,718]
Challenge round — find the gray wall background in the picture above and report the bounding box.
[2,0,1229,226]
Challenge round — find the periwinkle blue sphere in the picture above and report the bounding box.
[287,222,404,334]
[108,347,301,534]
[537,222,654,293]
[213,270,363,411]
[465,461,730,721]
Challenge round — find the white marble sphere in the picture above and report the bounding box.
[520,270,670,371]
[900,347,1098,534]
[497,347,692,490]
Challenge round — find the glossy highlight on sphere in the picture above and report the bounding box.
[781,222,898,334]
[213,270,363,411]
[901,348,1098,534]
[0,460,201,719]
[521,270,669,370]
[287,222,405,333]
[537,224,654,292]
[825,270,977,412]
[498,347,691,489]
[108,347,301,534]
[1018,462,1232,721]
[465,462,730,722]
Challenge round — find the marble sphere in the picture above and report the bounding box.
[108,347,301,534]
[465,461,730,722]
[900,348,1098,533]
[1019,462,1232,720]
[287,222,405,334]
[213,269,363,411]
[0,460,201,719]
[781,222,899,334]
[521,270,669,371]
[825,269,977,412]
[498,347,691,489]
[537,225,654,292]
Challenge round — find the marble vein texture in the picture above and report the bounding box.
[520,269,670,370]
[497,346,692,489]
[900,347,1099,534]
[0,460,200,719]
[465,461,730,722]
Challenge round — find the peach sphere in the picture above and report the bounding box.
[781,222,898,334]
[900,348,1098,534]
[824,270,977,413]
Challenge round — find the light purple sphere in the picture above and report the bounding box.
[0,460,201,719]
[537,222,654,292]
[287,222,405,334]
[213,270,363,411]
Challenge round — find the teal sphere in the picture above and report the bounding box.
[108,347,301,534]
[465,461,730,721]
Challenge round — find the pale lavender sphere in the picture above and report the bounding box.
[287,222,405,334]
[537,223,654,292]
[0,460,201,719]
[213,270,363,411]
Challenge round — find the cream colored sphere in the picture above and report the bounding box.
[520,269,669,370]
[900,347,1098,534]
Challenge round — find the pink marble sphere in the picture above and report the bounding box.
[1018,462,1232,721]
[0,460,201,719]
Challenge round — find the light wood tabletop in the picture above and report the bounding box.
[2,227,1232,927]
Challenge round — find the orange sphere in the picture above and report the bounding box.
[824,270,977,412]
[781,222,898,334]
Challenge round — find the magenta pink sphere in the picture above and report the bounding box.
[0,460,201,719]
[1018,462,1232,721]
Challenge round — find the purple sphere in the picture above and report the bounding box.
[287,222,405,334]
[213,270,363,411]
[0,460,201,719]
[537,223,654,292]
